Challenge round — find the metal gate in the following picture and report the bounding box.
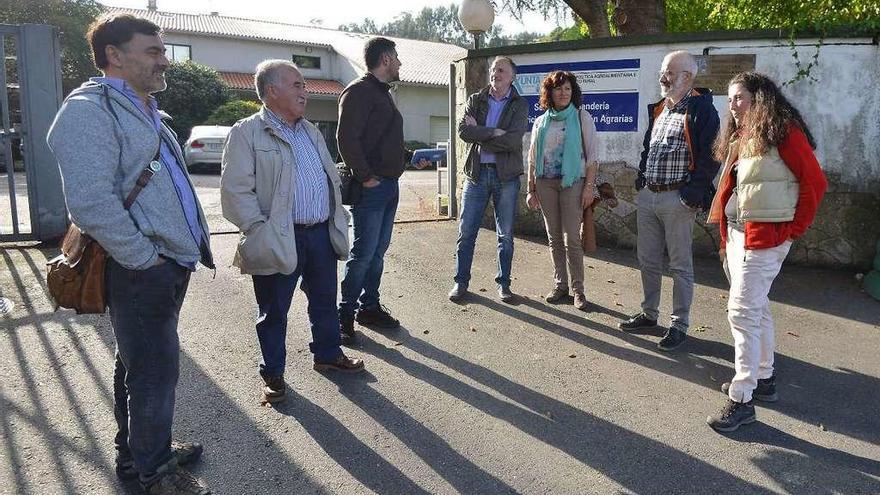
[0,23,65,242]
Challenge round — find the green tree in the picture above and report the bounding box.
[0,0,102,94]
[501,0,664,37]
[338,3,540,48]
[203,100,261,126]
[155,61,229,142]
[665,0,880,83]
[665,0,880,34]
[503,0,879,38]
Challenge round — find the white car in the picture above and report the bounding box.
[183,125,231,171]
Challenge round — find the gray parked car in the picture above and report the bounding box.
[184,125,231,172]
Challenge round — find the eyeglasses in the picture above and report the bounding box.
[658,70,692,79]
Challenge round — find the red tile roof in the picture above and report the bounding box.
[219,72,344,96]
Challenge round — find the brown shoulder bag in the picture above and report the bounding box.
[46,159,160,314]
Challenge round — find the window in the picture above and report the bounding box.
[166,44,191,63]
[314,121,338,160]
[292,54,321,69]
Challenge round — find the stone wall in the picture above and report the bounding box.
[451,31,880,269]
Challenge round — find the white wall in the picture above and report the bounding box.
[162,34,455,145]
[333,56,362,87]
[162,34,336,81]
[508,37,879,190]
[396,84,450,144]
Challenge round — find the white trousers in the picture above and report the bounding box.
[725,227,791,403]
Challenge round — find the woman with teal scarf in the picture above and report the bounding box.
[526,71,599,311]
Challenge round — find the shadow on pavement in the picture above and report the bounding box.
[469,292,880,451]
[519,231,880,327]
[355,330,767,493]
[318,368,520,494]
[2,247,117,494]
[272,382,434,495]
[728,422,880,479]
[1,248,326,494]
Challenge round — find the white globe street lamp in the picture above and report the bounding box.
[458,0,495,49]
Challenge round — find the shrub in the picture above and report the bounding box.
[203,100,261,126]
[156,61,229,142]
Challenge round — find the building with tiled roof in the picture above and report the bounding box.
[103,3,467,153]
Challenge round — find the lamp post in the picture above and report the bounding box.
[457,0,494,49]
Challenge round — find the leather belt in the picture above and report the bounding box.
[647,180,686,193]
[294,221,328,230]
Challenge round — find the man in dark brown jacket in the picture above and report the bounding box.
[449,56,529,304]
[336,37,406,345]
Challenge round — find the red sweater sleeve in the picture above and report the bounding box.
[777,125,827,239]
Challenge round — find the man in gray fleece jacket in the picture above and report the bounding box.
[46,14,212,495]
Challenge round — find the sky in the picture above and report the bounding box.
[99,0,571,36]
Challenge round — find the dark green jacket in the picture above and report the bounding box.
[458,85,529,182]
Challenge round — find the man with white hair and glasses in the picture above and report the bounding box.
[619,50,721,351]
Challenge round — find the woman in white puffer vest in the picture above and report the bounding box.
[705,72,827,432]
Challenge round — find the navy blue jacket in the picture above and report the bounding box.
[637,87,721,209]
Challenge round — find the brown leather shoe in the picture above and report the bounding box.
[573,291,589,311]
[313,353,366,373]
[545,287,569,303]
[261,375,286,403]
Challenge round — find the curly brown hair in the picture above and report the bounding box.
[539,71,582,111]
[713,71,816,163]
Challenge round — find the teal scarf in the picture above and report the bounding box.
[534,104,582,188]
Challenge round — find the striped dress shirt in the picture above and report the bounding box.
[265,108,330,225]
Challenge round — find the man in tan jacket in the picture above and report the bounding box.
[221,60,365,404]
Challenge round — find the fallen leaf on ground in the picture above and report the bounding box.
[393,342,403,346]
[423,330,430,335]
[568,354,577,358]
[479,288,487,292]
[606,280,615,284]
[470,326,477,332]
[787,331,800,338]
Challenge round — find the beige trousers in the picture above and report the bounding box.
[536,178,585,293]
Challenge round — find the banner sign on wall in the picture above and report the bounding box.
[514,59,640,132]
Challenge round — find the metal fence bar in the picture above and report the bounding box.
[18,23,65,240]
[447,63,458,219]
[0,33,21,236]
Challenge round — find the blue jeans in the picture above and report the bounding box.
[252,222,343,377]
[107,257,190,483]
[454,167,520,288]
[339,177,399,318]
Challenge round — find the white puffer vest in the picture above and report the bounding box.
[736,141,799,222]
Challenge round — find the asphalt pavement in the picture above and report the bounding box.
[1,219,878,494]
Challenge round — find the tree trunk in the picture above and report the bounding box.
[563,0,612,38]
[614,0,666,36]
